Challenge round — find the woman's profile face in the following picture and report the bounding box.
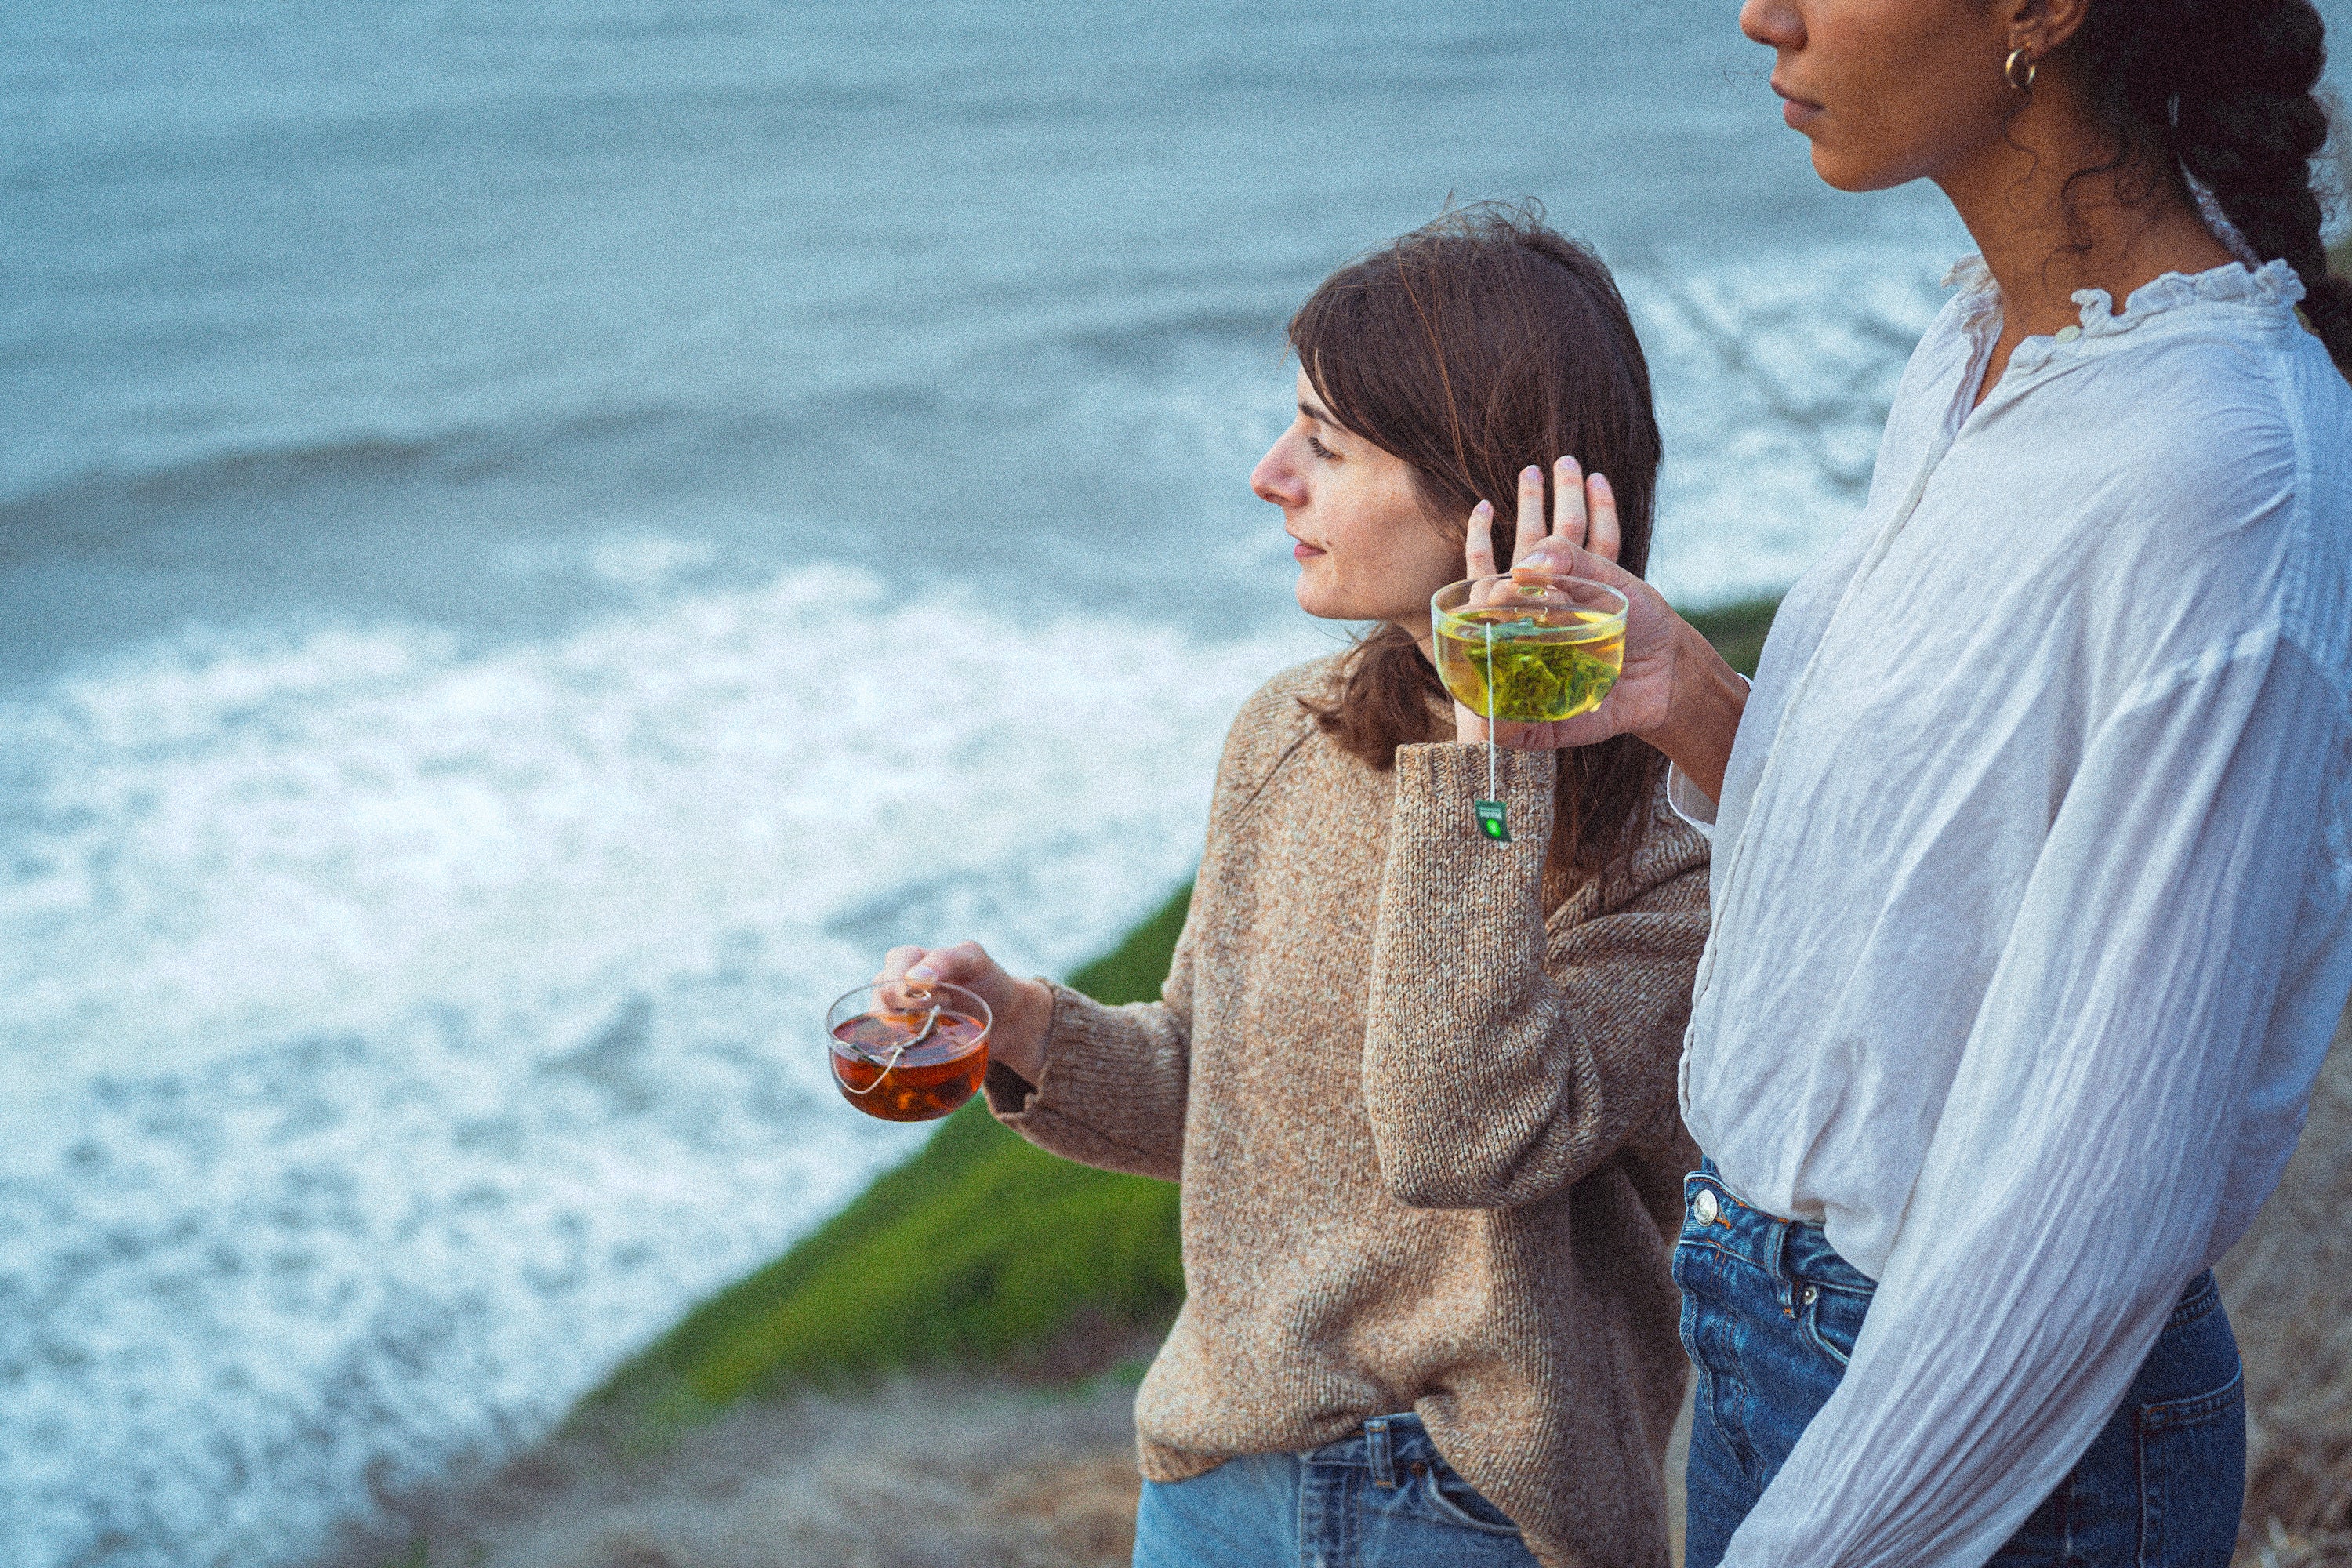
[1739,0,2016,191]
[1252,368,1464,632]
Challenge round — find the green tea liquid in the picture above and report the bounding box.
[1435,608,1626,722]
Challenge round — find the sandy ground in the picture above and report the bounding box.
[335,1379,1147,1568]
[343,1016,2348,1568]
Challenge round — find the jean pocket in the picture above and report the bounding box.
[1414,1460,1523,1537]
[2135,1369,2245,1568]
[1794,1279,1870,1370]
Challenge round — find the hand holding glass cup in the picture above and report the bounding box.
[828,942,1056,1123]
[1441,457,1657,751]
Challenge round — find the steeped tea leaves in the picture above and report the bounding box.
[1433,606,1625,723]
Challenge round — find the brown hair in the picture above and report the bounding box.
[1289,202,1667,892]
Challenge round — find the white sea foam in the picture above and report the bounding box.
[0,563,1324,1567]
[1625,248,1951,608]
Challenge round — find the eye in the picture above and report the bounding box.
[1305,434,1338,461]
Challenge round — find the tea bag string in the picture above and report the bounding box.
[1486,619,1500,802]
[833,1001,939,1095]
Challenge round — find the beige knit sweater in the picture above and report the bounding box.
[985,655,1709,1568]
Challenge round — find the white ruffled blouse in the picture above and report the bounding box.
[1671,256,2352,1566]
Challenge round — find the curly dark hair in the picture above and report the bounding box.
[2067,0,2350,375]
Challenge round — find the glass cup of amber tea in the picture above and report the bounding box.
[1430,575,1630,724]
[825,978,992,1122]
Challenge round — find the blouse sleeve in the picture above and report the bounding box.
[1722,633,2352,1568]
[1664,673,1748,837]
[1664,763,1722,836]
[1359,742,1710,1210]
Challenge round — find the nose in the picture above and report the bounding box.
[1251,436,1305,510]
[1739,0,1801,49]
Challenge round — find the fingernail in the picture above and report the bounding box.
[1557,455,1582,473]
[1472,499,1492,517]
[907,964,937,982]
[1590,472,1612,495]
[1522,465,1541,481]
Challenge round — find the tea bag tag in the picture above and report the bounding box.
[1473,799,1511,842]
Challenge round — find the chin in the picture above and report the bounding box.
[1809,143,1907,194]
[1293,575,1364,623]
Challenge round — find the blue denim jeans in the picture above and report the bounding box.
[1676,1163,2245,1568]
[1131,1411,1539,1568]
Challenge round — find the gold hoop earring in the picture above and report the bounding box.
[2005,48,2038,92]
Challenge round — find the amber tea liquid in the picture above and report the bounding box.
[1434,607,1625,722]
[829,1007,989,1121]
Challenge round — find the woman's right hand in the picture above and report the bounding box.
[877,941,1056,1086]
[1468,457,1748,802]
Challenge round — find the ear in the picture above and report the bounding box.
[2001,0,2092,60]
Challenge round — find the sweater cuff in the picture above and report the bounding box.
[982,1060,1036,1114]
[1391,741,1556,851]
[984,981,1128,1127]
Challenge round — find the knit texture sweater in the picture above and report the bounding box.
[985,656,1711,1568]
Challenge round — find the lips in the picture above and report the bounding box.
[1288,533,1325,561]
[1772,78,1824,126]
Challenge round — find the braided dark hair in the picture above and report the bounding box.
[2069,0,2350,375]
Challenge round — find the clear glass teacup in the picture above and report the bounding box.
[824,978,991,1122]
[1429,575,1629,723]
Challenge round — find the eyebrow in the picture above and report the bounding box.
[1298,399,1340,429]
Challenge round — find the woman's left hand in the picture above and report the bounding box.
[1453,457,1621,750]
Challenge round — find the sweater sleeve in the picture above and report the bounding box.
[982,912,1197,1183]
[980,659,1333,1183]
[1361,742,1711,1210]
[1720,635,2352,1568]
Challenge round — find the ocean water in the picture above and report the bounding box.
[4,2,2343,1563]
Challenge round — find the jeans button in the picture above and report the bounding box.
[1694,1189,1720,1225]
[1803,1284,1818,1305]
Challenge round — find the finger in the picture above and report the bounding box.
[1586,472,1621,564]
[909,939,990,988]
[1518,535,1639,593]
[877,945,927,985]
[1552,456,1588,549]
[1463,500,1497,579]
[1511,466,1546,567]
[1494,720,1545,751]
[1543,691,1622,750]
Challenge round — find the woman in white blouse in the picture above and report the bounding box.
[1496,0,2352,1563]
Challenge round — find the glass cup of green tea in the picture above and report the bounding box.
[826,979,992,1122]
[1431,575,1630,723]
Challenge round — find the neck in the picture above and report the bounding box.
[1933,80,2235,395]
[1398,615,1437,665]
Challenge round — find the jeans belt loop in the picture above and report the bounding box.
[1365,1416,1397,1488]
[1766,1216,1798,1319]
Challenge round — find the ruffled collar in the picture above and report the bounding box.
[1940,252,2305,342]
[2067,256,2304,333]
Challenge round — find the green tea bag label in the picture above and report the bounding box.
[1474,799,1511,843]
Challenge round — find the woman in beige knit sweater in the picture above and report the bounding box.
[876,207,1708,1568]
